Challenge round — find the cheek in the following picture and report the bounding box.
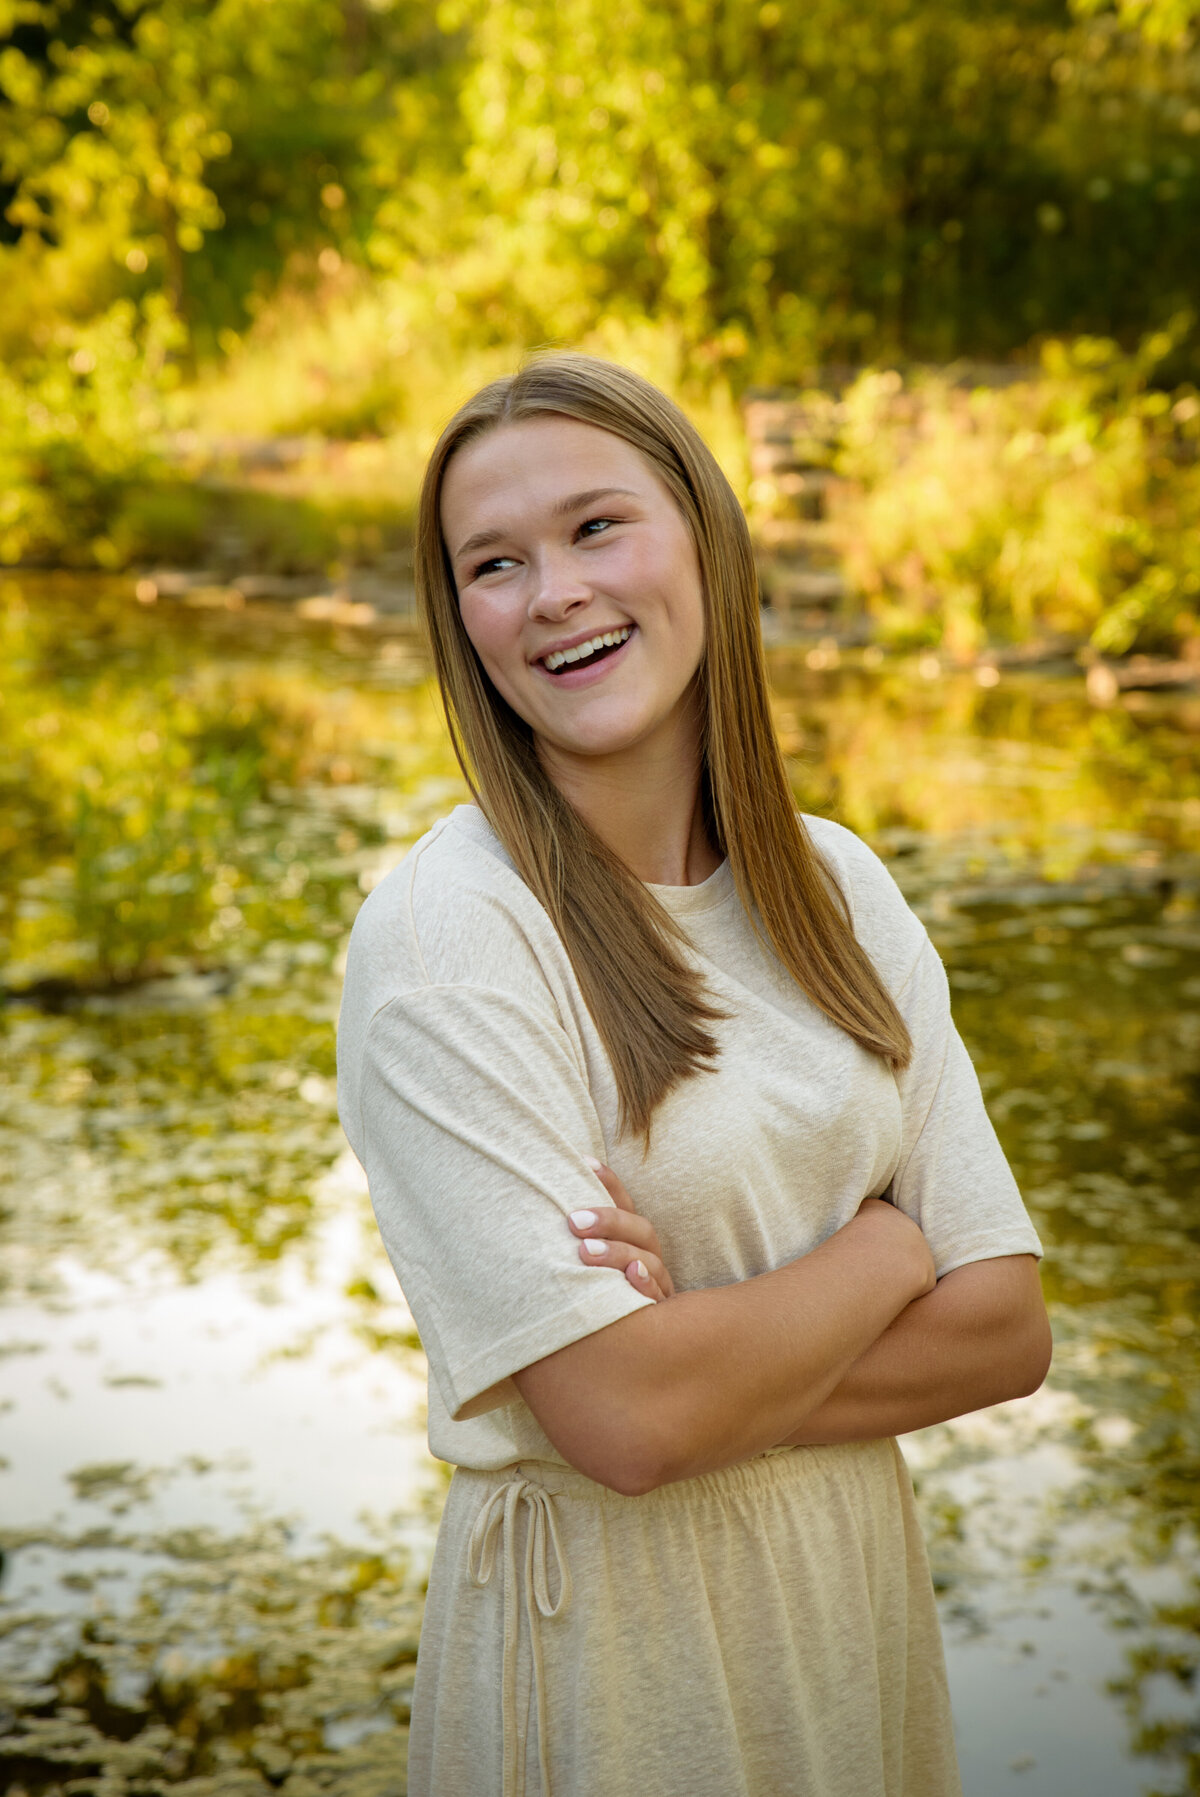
[651,528,705,642]
[683,583,707,655]
[665,560,707,667]
[459,593,519,674]
[458,595,539,722]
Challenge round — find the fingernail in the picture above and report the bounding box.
[583,1156,604,1172]
[630,1260,648,1281]
[570,1210,598,1230]
[583,1239,606,1257]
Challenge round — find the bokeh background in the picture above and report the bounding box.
[2,1,1200,1793]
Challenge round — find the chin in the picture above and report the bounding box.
[538,715,656,760]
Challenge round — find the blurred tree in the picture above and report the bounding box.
[421,0,1200,373]
[1074,0,1200,44]
[0,0,456,359]
[1,0,238,353]
[3,0,1200,383]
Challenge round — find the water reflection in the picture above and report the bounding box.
[1,575,1197,1795]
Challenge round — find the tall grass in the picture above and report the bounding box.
[829,330,1200,657]
[187,271,751,510]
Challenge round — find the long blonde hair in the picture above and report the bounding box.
[416,353,911,1138]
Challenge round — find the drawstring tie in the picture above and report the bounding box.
[467,1474,572,1797]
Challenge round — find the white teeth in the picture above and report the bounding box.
[544,626,631,672]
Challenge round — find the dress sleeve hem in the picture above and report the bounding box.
[441,1280,656,1423]
[933,1229,1045,1282]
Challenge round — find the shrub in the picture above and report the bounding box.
[830,328,1200,657]
[0,298,182,570]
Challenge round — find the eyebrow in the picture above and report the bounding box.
[452,488,640,564]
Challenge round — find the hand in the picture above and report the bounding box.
[853,1196,936,1300]
[568,1160,676,1303]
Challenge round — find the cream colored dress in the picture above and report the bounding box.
[337,806,1042,1797]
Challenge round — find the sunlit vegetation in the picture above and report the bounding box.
[6,0,1200,648]
[808,333,1200,656]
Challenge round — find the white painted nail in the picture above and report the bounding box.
[570,1210,598,1230]
[583,1239,606,1257]
[631,1260,648,1281]
[583,1156,604,1172]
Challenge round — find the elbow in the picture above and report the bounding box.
[1006,1307,1053,1401]
[970,1261,1053,1405]
[563,1421,680,1497]
[1025,1312,1054,1394]
[536,1394,685,1496]
[514,1326,688,1496]
[596,1457,671,1499]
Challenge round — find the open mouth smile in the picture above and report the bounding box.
[540,626,633,676]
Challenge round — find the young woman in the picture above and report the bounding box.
[337,354,1050,1797]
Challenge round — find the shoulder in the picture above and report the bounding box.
[801,813,928,990]
[342,805,568,1017]
[337,809,589,1158]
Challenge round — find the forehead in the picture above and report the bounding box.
[440,414,665,536]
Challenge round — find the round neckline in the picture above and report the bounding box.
[450,804,735,917]
[646,857,735,916]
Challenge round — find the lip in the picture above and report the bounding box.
[528,621,634,666]
[531,624,637,689]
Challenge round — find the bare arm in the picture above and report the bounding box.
[513,1193,935,1497]
[780,1254,1051,1445]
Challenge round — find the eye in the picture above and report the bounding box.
[471,554,519,579]
[577,516,620,540]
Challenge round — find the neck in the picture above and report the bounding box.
[535,701,721,887]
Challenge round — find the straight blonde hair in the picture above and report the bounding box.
[416,353,911,1138]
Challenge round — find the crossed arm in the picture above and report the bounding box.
[512,1165,1051,1497]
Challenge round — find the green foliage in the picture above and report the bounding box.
[1073,0,1200,47]
[828,328,1200,655]
[0,0,458,356]
[190,287,750,512]
[362,0,1200,372]
[8,0,1200,641]
[8,0,1200,376]
[0,294,184,566]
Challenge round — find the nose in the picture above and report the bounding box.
[528,547,591,622]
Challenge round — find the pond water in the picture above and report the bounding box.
[2,575,1198,1797]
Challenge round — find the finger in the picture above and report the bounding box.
[624,1257,667,1303]
[584,1244,666,1303]
[584,1158,637,1215]
[568,1205,675,1296]
[575,1162,677,1298]
[578,1236,669,1295]
[568,1204,657,1249]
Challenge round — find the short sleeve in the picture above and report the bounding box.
[350,983,653,1423]
[807,814,1042,1278]
[891,937,1043,1277]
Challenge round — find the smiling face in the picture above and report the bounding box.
[440,414,707,770]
